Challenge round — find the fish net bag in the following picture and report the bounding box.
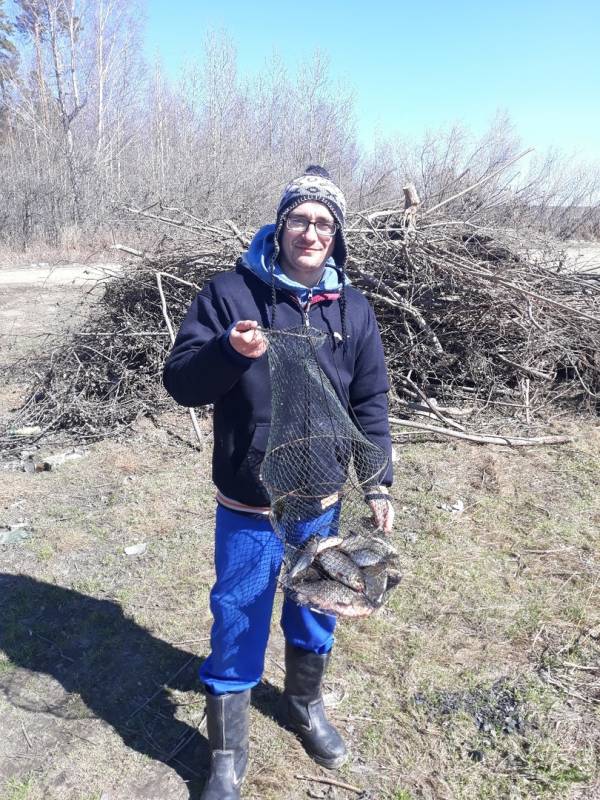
[260,327,400,618]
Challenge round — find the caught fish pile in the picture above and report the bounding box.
[283,532,401,618]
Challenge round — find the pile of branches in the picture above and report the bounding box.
[2,189,599,456]
[350,196,600,427]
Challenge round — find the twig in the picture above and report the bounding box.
[497,354,554,381]
[225,219,251,248]
[168,637,211,646]
[155,270,202,291]
[64,729,97,745]
[523,377,531,424]
[561,662,599,672]
[123,205,204,233]
[572,360,600,399]
[268,656,286,673]
[124,204,230,240]
[544,674,600,705]
[433,249,600,324]
[526,299,544,331]
[7,753,44,760]
[71,331,169,337]
[362,291,444,353]
[156,272,204,449]
[399,375,465,431]
[389,417,572,446]
[423,148,534,216]
[111,244,143,257]
[295,774,363,794]
[20,720,33,749]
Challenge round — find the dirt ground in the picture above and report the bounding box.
[1,268,599,800]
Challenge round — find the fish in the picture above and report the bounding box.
[302,565,322,582]
[347,548,387,568]
[361,563,389,606]
[286,535,343,581]
[288,578,375,618]
[340,531,398,561]
[385,569,403,595]
[315,535,344,553]
[286,538,319,581]
[316,549,365,593]
[270,497,286,524]
[281,562,321,591]
[338,531,368,552]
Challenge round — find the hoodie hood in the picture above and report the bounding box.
[240,224,348,303]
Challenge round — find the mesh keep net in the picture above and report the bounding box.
[260,327,400,618]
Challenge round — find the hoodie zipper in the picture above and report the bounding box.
[301,288,313,327]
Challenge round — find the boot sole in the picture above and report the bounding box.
[310,750,348,770]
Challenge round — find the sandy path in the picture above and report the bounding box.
[563,242,600,273]
[0,265,123,385]
[0,263,123,286]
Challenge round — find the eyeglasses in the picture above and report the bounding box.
[286,215,337,238]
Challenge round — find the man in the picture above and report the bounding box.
[163,166,394,799]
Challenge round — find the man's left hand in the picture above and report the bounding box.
[367,487,394,534]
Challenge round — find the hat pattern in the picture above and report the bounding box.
[273,166,348,270]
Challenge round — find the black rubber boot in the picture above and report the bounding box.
[200,689,250,800]
[279,643,347,769]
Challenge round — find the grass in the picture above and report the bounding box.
[0,657,14,676]
[2,777,36,800]
[1,407,599,798]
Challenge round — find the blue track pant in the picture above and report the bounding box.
[199,505,337,695]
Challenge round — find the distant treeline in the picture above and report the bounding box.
[0,0,599,251]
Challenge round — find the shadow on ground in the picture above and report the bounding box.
[0,573,284,799]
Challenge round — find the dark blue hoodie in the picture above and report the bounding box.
[162,226,393,507]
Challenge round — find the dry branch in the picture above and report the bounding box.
[295,774,363,794]
[2,189,598,455]
[111,244,144,258]
[156,272,204,448]
[422,148,534,217]
[389,417,572,446]
[399,375,465,431]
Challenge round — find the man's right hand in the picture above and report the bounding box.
[229,320,267,359]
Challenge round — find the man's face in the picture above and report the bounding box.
[279,201,336,287]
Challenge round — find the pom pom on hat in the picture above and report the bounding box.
[303,164,333,180]
[277,165,346,223]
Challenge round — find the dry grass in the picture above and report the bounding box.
[1,276,599,800]
[1,409,599,800]
[0,243,117,270]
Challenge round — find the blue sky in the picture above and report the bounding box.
[146,0,600,163]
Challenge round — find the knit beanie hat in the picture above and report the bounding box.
[272,165,348,269]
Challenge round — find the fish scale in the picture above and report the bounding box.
[288,579,374,618]
[348,548,387,568]
[286,535,343,581]
[316,549,365,592]
[341,531,398,560]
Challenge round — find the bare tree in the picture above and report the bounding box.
[0,0,18,105]
[0,14,598,252]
